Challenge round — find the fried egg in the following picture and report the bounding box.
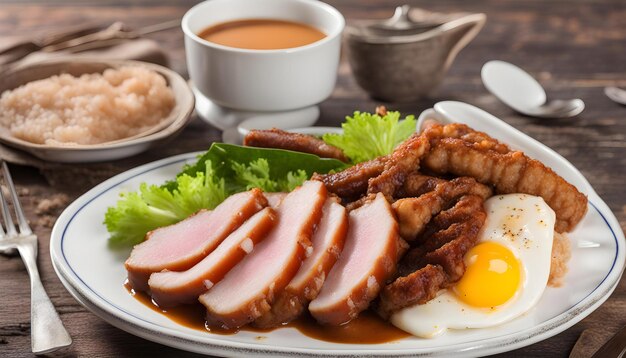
[391,194,556,338]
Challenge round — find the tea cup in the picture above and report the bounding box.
[182,0,344,112]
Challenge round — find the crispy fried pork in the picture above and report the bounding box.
[392,176,492,240]
[367,133,430,197]
[397,195,488,278]
[313,133,430,201]
[396,173,446,198]
[379,189,488,318]
[316,120,586,233]
[312,156,387,200]
[244,128,349,162]
[311,120,584,320]
[421,122,588,232]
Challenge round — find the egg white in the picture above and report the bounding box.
[391,194,556,338]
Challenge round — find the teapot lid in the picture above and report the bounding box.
[345,5,477,44]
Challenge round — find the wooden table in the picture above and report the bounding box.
[1,0,624,357]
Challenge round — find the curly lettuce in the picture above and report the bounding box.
[104,144,347,246]
[231,158,307,192]
[104,161,226,247]
[322,110,416,163]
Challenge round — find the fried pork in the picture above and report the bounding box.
[366,133,430,197]
[244,128,349,162]
[312,156,387,200]
[317,121,587,233]
[421,122,588,232]
[313,133,430,201]
[309,120,585,318]
[392,176,492,240]
[379,186,488,318]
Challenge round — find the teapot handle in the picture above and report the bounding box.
[439,13,487,71]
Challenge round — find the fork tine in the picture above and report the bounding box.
[0,200,6,237]
[1,161,31,235]
[0,175,15,237]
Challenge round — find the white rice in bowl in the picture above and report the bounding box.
[0,66,175,145]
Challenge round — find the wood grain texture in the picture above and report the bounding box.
[0,0,625,357]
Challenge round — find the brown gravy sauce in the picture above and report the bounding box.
[126,282,410,344]
[197,19,326,50]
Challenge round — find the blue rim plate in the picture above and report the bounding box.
[50,101,625,357]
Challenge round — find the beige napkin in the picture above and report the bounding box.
[0,24,102,66]
[0,22,169,72]
[9,38,168,71]
[0,22,173,188]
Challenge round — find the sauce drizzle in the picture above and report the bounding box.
[125,281,410,344]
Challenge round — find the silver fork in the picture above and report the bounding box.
[0,161,72,353]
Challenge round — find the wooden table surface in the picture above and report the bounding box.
[1,0,625,357]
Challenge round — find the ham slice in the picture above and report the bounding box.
[125,189,267,291]
[199,181,327,329]
[264,192,287,208]
[148,207,277,307]
[308,193,406,325]
[254,198,348,328]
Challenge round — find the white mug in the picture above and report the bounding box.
[182,0,344,112]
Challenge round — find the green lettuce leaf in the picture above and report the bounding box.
[104,160,226,247]
[168,143,348,191]
[231,158,279,192]
[105,144,347,246]
[231,159,310,192]
[281,169,308,191]
[322,111,416,163]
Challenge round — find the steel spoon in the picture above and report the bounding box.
[482,60,585,119]
[605,86,626,106]
[519,98,585,118]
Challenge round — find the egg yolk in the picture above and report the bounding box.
[453,242,521,308]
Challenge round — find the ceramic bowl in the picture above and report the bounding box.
[182,0,344,112]
[0,59,194,163]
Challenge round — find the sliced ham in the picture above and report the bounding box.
[148,207,277,307]
[308,193,406,325]
[254,197,348,328]
[264,192,287,208]
[199,181,327,329]
[125,189,267,291]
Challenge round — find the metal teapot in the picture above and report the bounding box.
[345,5,486,101]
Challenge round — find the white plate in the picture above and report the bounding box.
[50,102,625,357]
